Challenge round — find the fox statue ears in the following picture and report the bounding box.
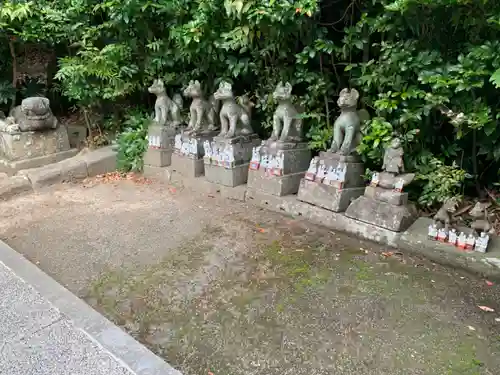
[277,81,293,95]
[218,81,233,90]
[339,88,359,101]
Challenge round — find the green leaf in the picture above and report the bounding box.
[490,68,500,88]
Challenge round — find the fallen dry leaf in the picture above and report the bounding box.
[478,305,495,312]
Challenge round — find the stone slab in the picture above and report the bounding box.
[144,148,172,167]
[204,163,249,187]
[0,125,71,161]
[18,157,88,189]
[345,195,418,232]
[0,262,61,343]
[297,178,365,212]
[0,239,181,375]
[170,153,204,178]
[82,146,117,176]
[0,149,79,174]
[245,188,400,246]
[0,175,32,200]
[364,185,408,206]
[247,168,304,196]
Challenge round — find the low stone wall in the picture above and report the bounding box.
[0,146,117,199]
[158,167,500,280]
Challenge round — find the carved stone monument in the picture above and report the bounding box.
[143,79,184,171]
[171,80,221,178]
[203,81,259,186]
[247,82,310,196]
[297,88,368,212]
[345,136,418,232]
[0,97,77,174]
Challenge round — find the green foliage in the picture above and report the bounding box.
[415,158,467,207]
[1,0,500,207]
[115,111,149,172]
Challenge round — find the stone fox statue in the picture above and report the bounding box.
[213,81,253,138]
[269,81,303,142]
[148,79,183,127]
[329,88,369,155]
[183,80,219,134]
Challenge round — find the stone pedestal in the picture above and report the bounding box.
[247,141,311,196]
[144,125,176,168]
[170,130,218,178]
[0,126,77,174]
[345,182,417,232]
[297,151,366,212]
[204,134,260,187]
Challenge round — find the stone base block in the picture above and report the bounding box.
[204,163,249,187]
[147,124,176,149]
[170,153,204,178]
[143,148,172,167]
[364,185,408,206]
[345,195,418,232]
[260,142,311,175]
[247,168,304,196]
[0,149,79,175]
[297,178,365,212]
[0,126,71,161]
[317,152,365,188]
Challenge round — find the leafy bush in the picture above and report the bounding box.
[115,111,149,173]
[415,158,468,207]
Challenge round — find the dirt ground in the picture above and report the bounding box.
[1,178,500,375]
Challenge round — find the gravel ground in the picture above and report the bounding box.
[1,178,500,375]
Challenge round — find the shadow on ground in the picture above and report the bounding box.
[1,180,500,375]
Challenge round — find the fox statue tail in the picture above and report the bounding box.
[209,94,220,114]
[172,93,183,109]
[239,94,254,117]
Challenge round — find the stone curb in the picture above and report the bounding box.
[0,146,117,199]
[158,167,500,281]
[0,239,181,375]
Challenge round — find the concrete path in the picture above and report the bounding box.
[0,238,179,375]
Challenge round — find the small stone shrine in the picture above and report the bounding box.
[247,82,310,196]
[0,96,77,174]
[203,81,259,186]
[297,88,369,212]
[345,136,417,232]
[143,79,184,172]
[170,80,219,178]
